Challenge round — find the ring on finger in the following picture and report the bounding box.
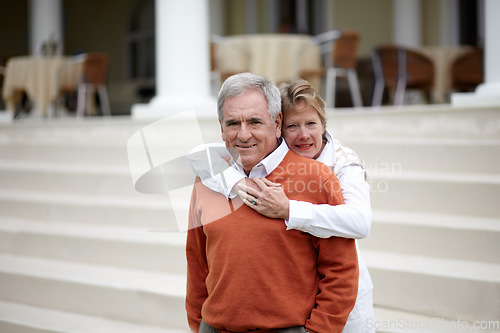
[251,198,257,205]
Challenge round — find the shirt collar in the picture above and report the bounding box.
[232,139,289,177]
[315,130,335,167]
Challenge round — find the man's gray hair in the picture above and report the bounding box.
[217,72,282,122]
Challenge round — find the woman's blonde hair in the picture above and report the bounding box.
[279,79,327,131]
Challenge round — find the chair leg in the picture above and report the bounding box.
[372,79,384,107]
[97,85,111,116]
[325,67,336,108]
[393,78,406,106]
[347,69,363,107]
[370,50,384,107]
[76,84,87,118]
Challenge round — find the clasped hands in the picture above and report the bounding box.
[235,177,290,220]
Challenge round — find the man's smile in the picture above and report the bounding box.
[236,143,257,149]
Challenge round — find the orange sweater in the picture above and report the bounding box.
[186,151,358,333]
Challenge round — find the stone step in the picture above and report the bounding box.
[3,133,498,175]
[359,210,500,264]
[342,138,500,175]
[0,189,182,231]
[363,250,500,323]
[4,106,499,142]
[0,114,222,146]
[0,217,186,274]
[0,138,500,173]
[329,105,500,140]
[0,300,188,333]
[0,160,195,197]
[369,171,500,218]
[0,142,130,166]
[372,306,498,333]
[0,127,220,170]
[0,254,189,330]
[0,116,148,144]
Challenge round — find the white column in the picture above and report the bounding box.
[393,0,421,48]
[452,0,500,106]
[483,0,500,84]
[132,0,216,119]
[29,0,63,55]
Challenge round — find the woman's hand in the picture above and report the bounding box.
[237,178,290,220]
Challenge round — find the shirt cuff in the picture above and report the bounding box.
[286,200,314,230]
[221,166,245,199]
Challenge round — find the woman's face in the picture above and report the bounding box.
[282,101,325,160]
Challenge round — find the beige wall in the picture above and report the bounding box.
[333,0,393,57]
[422,0,442,46]
[226,0,247,35]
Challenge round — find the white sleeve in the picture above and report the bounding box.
[286,165,372,239]
[186,143,245,199]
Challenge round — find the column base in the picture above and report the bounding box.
[131,94,217,119]
[451,82,500,106]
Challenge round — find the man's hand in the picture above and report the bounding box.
[237,178,290,220]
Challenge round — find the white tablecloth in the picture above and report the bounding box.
[2,56,82,116]
[419,46,475,103]
[214,34,322,90]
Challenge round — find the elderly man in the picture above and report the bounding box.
[186,73,358,333]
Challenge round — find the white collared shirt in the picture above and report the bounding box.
[286,131,372,240]
[231,139,289,179]
[186,140,287,199]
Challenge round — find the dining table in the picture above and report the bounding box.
[418,45,475,103]
[2,55,83,116]
[213,34,322,91]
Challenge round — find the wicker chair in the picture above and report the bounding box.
[324,30,363,108]
[300,30,363,108]
[59,53,111,117]
[372,44,434,106]
[451,47,484,92]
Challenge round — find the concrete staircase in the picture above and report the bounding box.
[330,105,500,332]
[0,117,194,332]
[0,105,499,332]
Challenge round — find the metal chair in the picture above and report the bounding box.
[324,30,363,108]
[75,53,111,117]
[58,53,111,117]
[371,45,434,106]
[312,29,343,68]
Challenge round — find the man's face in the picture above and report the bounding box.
[220,89,282,174]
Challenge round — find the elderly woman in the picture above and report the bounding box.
[188,78,374,333]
